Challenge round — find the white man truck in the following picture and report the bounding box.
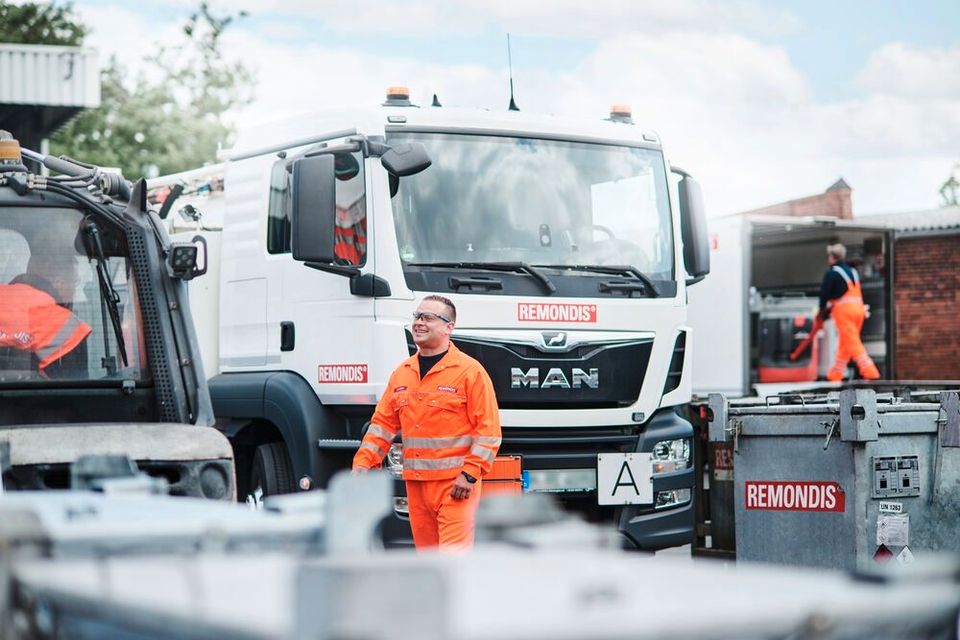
[150,90,710,549]
[0,131,234,499]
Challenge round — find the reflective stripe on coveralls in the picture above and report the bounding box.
[825,267,880,382]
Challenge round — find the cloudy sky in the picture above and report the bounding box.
[71,0,960,216]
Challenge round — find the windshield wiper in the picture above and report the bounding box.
[534,264,660,297]
[408,261,557,295]
[83,221,129,370]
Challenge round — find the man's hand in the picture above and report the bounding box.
[351,466,369,476]
[450,473,474,500]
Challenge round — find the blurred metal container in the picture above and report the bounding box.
[1,471,959,639]
[709,387,960,570]
[296,550,960,640]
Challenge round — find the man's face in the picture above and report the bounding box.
[412,299,454,351]
[35,256,79,304]
[51,268,79,303]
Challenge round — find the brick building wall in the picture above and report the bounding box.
[740,179,853,220]
[894,233,960,379]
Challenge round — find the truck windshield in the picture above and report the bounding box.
[0,208,148,383]
[387,132,675,282]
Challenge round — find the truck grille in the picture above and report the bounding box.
[500,426,640,469]
[453,336,652,410]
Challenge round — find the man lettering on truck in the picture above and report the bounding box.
[819,243,880,382]
[352,295,501,550]
[0,239,91,378]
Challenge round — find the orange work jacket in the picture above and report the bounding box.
[0,283,91,370]
[353,343,502,481]
[333,206,366,266]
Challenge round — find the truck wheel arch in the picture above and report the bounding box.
[208,371,345,491]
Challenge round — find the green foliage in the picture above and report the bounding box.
[49,2,252,180]
[0,1,87,46]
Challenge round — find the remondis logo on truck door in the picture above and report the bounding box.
[318,364,368,383]
[745,480,845,512]
[517,302,597,323]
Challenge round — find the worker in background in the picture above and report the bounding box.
[819,243,880,382]
[333,200,366,265]
[0,250,91,378]
[352,295,501,550]
[333,152,367,265]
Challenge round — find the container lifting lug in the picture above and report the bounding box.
[821,418,839,451]
[725,419,742,454]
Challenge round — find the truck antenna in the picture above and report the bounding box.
[507,34,519,111]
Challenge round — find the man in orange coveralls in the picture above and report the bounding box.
[819,243,880,382]
[352,295,501,550]
[1,250,91,378]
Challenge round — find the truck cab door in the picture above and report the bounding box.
[279,141,378,405]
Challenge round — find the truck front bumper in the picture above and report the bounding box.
[0,424,236,500]
[617,492,695,550]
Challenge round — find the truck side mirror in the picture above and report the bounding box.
[291,154,337,263]
[380,142,431,177]
[678,174,710,285]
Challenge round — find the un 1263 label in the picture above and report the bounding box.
[878,501,903,513]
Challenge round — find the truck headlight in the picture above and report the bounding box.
[655,488,692,509]
[385,443,404,478]
[651,438,691,474]
[199,463,229,500]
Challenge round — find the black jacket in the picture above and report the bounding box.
[819,262,857,318]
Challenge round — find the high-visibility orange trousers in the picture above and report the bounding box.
[406,477,482,551]
[827,303,880,381]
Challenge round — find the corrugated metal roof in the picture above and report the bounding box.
[858,207,960,233]
[0,43,100,108]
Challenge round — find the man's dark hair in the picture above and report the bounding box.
[423,294,456,322]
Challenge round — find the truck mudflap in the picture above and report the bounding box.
[0,424,235,500]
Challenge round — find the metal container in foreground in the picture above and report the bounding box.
[297,551,960,640]
[709,387,960,571]
[2,475,959,639]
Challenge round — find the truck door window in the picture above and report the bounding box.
[267,160,291,254]
[267,150,367,266]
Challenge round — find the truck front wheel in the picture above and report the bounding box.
[247,442,295,506]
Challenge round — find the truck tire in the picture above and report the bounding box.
[249,442,295,499]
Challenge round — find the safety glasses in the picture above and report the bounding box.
[412,311,452,324]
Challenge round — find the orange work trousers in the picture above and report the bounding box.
[827,302,880,382]
[406,477,482,551]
